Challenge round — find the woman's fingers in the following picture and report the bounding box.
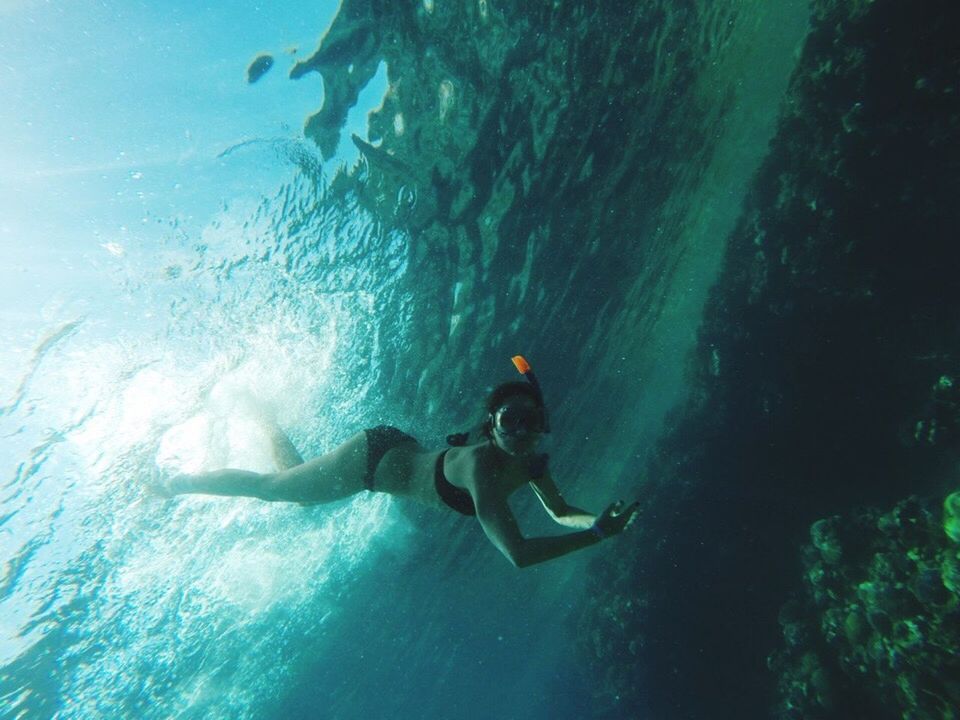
[597,500,642,537]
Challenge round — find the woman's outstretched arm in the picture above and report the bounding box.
[554,506,596,529]
[530,472,596,529]
[475,494,640,568]
[474,496,598,568]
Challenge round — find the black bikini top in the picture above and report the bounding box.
[434,450,476,516]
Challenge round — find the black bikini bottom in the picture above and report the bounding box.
[363,425,418,491]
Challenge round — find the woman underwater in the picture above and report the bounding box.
[153,356,640,568]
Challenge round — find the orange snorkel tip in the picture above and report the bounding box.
[509,354,551,435]
[511,355,531,375]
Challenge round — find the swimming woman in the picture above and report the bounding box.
[152,357,640,568]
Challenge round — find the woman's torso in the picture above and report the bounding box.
[373,439,530,510]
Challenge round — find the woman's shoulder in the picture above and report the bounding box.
[447,441,488,466]
[454,442,533,497]
[444,442,496,484]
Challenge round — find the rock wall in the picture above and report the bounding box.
[575,1,960,717]
[288,0,746,421]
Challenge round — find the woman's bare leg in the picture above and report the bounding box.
[166,468,276,500]
[262,419,323,506]
[165,431,369,504]
[161,417,305,499]
[264,420,305,471]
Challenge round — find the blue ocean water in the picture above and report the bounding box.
[0,3,598,718]
[0,1,813,718]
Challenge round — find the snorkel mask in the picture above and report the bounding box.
[492,402,546,437]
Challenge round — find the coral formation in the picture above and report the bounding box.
[943,492,960,544]
[771,491,960,719]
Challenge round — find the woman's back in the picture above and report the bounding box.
[374,441,531,511]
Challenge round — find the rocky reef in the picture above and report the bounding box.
[771,490,960,719]
[576,0,960,717]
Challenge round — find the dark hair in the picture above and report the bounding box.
[447,381,544,446]
[485,381,543,414]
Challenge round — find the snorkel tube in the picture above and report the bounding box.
[510,355,550,478]
[511,354,550,433]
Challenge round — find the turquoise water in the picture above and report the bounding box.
[0,1,817,718]
[0,3,593,717]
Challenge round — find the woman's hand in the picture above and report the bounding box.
[593,500,640,539]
